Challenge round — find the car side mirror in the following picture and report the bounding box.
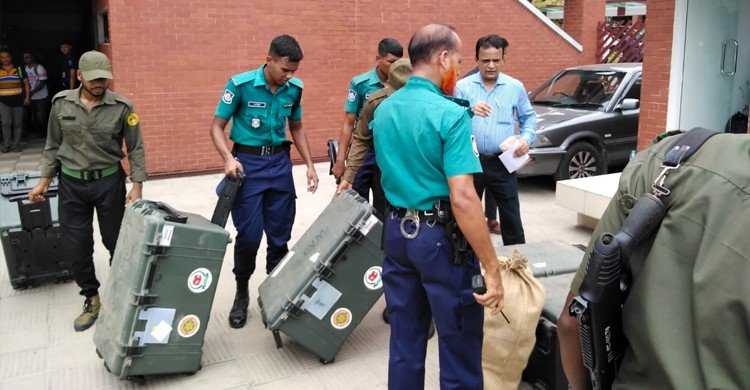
[616,98,640,110]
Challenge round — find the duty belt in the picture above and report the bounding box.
[391,200,452,239]
[61,164,120,181]
[479,153,501,161]
[233,143,286,157]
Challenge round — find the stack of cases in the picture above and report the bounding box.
[93,199,230,381]
[500,241,585,390]
[258,189,384,363]
[0,172,70,289]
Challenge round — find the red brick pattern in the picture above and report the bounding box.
[637,0,675,150]
[563,0,606,64]
[100,0,596,174]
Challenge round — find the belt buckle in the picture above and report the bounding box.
[261,146,270,156]
[400,209,420,239]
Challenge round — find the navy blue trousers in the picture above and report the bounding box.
[474,158,525,245]
[382,215,484,390]
[231,151,296,279]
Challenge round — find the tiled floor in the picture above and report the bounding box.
[0,153,593,389]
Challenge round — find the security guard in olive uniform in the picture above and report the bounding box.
[336,58,413,217]
[557,131,750,390]
[372,24,504,389]
[209,35,319,329]
[29,51,146,332]
[332,38,402,205]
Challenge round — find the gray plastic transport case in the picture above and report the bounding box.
[0,172,69,289]
[258,189,384,363]
[93,199,230,382]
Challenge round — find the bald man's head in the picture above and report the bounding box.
[408,24,460,66]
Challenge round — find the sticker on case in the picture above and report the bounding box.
[187,268,212,293]
[330,308,352,330]
[363,266,383,290]
[159,225,174,246]
[177,315,201,338]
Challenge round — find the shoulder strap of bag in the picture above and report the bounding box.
[652,127,719,198]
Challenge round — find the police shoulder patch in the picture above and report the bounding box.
[347,89,357,102]
[222,89,235,104]
[127,113,140,127]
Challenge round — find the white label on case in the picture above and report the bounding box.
[159,225,174,246]
[271,250,295,278]
[330,308,353,330]
[532,262,547,269]
[309,252,320,263]
[150,320,172,342]
[363,266,383,290]
[358,214,379,236]
[187,268,212,293]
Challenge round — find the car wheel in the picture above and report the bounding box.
[555,142,606,180]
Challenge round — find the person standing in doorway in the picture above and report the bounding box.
[0,50,31,152]
[23,51,50,137]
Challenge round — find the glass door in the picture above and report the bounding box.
[679,0,749,132]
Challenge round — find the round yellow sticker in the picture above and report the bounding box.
[127,113,139,126]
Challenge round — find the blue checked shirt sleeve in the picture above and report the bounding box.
[516,84,537,145]
[215,80,241,120]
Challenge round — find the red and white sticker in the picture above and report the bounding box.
[187,268,212,293]
[330,308,352,330]
[177,314,200,338]
[363,266,383,290]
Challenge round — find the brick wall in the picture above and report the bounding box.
[563,0,605,64]
[637,0,675,150]
[104,0,597,174]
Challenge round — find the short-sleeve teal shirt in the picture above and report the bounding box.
[344,68,384,116]
[372,77,482,210]
[215,64,303,147]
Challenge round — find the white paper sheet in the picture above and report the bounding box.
[499,140,530,173]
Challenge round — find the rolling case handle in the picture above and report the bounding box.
[8,192,57,203]
[141,200,188,224]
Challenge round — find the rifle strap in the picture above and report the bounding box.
[651,127,719,198]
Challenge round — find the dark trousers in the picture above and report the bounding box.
[231,151,296,279]
[28,98,50,136]
[59,170,126,298]
[484,189,498,220]
[0,101,24,149]
[351,148,384,211]
[382,216,484,390]
[474,158,525,245]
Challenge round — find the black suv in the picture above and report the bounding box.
[518,63,642,180]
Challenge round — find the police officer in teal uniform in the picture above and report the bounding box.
[372,24,504,389]
[332,38,402,204]
[209,35,319,329]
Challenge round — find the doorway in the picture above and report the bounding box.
[672,0,749,132]
[1,0,94,140]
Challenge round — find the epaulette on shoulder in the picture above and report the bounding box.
[231,70,258,86]
[288,77,303,89]
[51,89,73,102]
[112,93,133,108]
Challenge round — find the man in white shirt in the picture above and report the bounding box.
[23,51,50,136]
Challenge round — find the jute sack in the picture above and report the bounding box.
[482,250,546,389]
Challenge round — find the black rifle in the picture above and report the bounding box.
[568,193,666,389]
[211,171,245,227]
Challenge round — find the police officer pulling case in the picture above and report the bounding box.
[209,35,319,329]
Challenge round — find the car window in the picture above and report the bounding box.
[531,70,627,109]
[623,77,642,100]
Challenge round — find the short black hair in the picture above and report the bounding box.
[378,38,403,58]
[475,35,509,59]
[408,24,459,66]
[269,35,304,62]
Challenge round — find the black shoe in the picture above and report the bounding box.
[229,291,250,328]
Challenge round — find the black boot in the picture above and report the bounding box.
[229,279,250,328]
